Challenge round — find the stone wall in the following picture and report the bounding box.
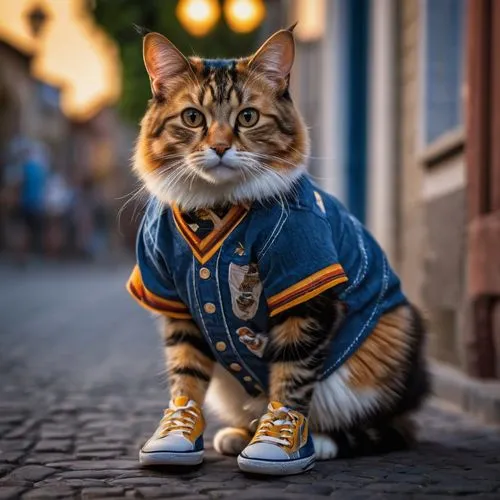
[396,1,467,371]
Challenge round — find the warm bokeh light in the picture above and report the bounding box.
[176,0,221,37]
[0,0,121,121]
[294,0,326,41]
[224,0,266,33]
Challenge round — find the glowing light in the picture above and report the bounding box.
[176,0,220,37]
[224,0,266,34]
[187,0,210,21]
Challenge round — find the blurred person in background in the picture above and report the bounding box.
[69,175,91,260]
[90,182,111,260]
[71,176,108,260]
[0,137,27,253]
[5,139,49,265]
[44,168,71,259]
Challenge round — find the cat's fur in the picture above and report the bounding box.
[133,27,429,459]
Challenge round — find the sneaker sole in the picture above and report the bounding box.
[237,454,315,476]
[139,449,204,466]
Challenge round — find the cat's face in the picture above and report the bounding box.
[134,28,309,210]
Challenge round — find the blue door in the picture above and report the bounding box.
[344,0,369,223]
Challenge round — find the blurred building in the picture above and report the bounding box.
[285,0,500,421]
[0,0,136,256]
[0,42,66,160]
[0,39,69,250]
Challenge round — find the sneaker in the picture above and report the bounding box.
[237,401,315,475]
[139,396,204,466]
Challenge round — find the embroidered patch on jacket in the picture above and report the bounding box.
[229,262,263,320]
[314,191,326,214]
[236,327,268,358]
[235,242,245,256]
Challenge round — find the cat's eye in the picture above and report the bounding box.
[237,108,259,128]
[181,108,205,128]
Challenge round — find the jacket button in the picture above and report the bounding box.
[204,303,216,314]
[216,341,226,352]
[243,376,252,382]
[230,363,242,372]
[199,267,211,279]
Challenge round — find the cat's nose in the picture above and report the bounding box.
[210,143,231,157]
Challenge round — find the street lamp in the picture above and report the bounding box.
[25,3,49,38]
[176,0,266,37]
[176,0,221,37]
[224,0,266,33]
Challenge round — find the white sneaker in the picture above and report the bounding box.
[139,396,204,466]
[238,401,315,475]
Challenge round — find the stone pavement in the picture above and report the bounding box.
[0,262,499,500]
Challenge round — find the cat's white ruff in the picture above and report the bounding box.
[135,151,306,212]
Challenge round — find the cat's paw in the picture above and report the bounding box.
[312,433,338,461]
[213,427,252,456]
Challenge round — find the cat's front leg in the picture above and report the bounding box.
[266,289,345,413]
[139,316,215,466]
[161,316,215,403]
[237,289,345,474]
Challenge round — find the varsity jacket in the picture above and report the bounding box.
[127,174,407,396]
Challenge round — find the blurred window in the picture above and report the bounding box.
[423,0,465,145]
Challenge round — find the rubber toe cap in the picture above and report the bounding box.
[240,442,290,460]
[142,434,193,453]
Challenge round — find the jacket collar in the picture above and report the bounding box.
[172,204,249,264]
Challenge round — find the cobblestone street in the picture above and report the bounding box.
[0,262,499,499]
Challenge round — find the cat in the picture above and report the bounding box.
[127,25,429,475]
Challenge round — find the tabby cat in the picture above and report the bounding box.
[127,26,429,475]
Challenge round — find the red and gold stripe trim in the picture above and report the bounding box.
[172,204,248,264]
[267,263,348,317]
[126,265,191,319]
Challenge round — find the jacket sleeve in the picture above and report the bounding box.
[126,212,191,319]
[258,209,348,318]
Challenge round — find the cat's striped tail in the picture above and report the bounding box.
[328,415,417,458]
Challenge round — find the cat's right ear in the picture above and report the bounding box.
[248,29,295,91]
[143,33,189,97]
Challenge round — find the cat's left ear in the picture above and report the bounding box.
[248,27,295,91]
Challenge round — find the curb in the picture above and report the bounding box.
[430,362,500,425]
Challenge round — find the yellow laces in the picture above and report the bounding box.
[159,405,198,437]
[254,405,299,447]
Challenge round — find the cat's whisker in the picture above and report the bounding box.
[163,162,193,194]
[238,159,296,210]
[116,183,150,235]
[238,151,302,170]
[116,181,145,201]
[148,160,193,207]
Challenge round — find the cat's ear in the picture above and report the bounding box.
[143,32,189,97]
[248,28,295,90]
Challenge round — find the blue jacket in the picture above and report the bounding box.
[127,175,407,396]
